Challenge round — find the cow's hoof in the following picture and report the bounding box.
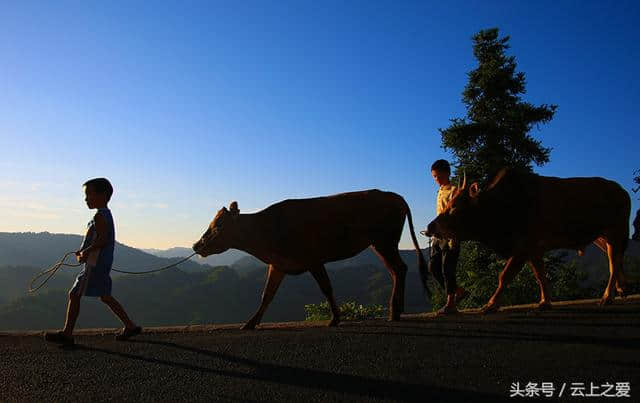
[240,322,257,330]
[537,302,552,311]
[481,303,500,314]
[616,288,626,298]
[599,297,614,306]
[387,311,401,321]
[327,318,340,327]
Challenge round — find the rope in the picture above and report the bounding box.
[28,252,197,293]
[419,230,433,255]
[112,253,196,274]
[28,252,82,293]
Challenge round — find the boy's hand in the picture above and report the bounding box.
[75,250,87,263]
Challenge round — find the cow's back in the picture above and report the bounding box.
[530,175,630,250]
[256,189,408,264]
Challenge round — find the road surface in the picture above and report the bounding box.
[1,296,639,402]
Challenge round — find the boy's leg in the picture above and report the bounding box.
[442,244,460,296]
[62,292,82,336]
[100,295,136,329]
[428,242,446,290]
[46,291,80,344]
[441,243,461,311]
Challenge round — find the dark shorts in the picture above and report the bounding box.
[428,238,460,295]
[70,265,112,297]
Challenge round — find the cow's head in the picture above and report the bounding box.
[193,201,240,257]
[425,173,481,241]
[423,170,512,241]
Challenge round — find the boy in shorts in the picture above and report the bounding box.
[429,160,469,315]
[45,178,141,345]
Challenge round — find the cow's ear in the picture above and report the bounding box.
[469,182,480,198]
[229,201,240,215]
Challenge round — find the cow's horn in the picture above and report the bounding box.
[461,170,467,190]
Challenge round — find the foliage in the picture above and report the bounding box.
[304,300,386,321]
[438,28,557,184]
[633,169,640,196]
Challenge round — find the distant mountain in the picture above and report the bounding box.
[0,261,432,331]
[564,241,640,284]
[0,232,212,274]
[0,232,434,330]
[230,247,431,275]
[143,247,248,267]
[1,231,637,331]
[0,232,217,310]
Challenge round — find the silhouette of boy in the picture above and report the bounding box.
[45,178,141,345]
[429,160,469,315]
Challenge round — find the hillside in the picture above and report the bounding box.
[1,232,638,332]
[143,246,249,267]
[0,233,433,331]
[0,232,212,274]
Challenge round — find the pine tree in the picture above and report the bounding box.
[439,28,557,183]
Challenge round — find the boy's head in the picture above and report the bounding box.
[83,178,113,209]
[430,159,451,187]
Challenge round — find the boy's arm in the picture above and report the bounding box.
[75,226,92,262]
[78,213,110,258]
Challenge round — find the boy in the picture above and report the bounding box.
[428,160,468,315]
[45,178,141,345]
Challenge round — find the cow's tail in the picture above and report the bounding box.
[404,200,430,299]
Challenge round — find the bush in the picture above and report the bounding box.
[304,300,386,321]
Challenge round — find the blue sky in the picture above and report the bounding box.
[1,1,638,249]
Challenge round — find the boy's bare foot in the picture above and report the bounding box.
[115,326,142,341]
[44,331,74,345]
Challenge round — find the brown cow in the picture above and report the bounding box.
[425,169,631,312]
[193,189,427,329]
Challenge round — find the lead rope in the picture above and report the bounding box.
[28,252,197,293]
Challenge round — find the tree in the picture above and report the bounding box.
[633,170,639,241]
[432,28,569,309]
[439,28,557,183]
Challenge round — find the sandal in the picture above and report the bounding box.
[44,331,74,346]
[115,326,142,341]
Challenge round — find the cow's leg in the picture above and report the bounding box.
[241,264,285,330]
[615,269,627,298]
[601,242,624,305]
[595,238,626,297]
[482,256,526,314]
[372,244,408,320]
[528,255,552,310]
[310,265,340,327]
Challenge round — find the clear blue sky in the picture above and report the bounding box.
[1,1,638,249]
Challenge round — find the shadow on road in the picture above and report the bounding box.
[75,339,503,402]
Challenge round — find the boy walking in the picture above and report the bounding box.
[45,178,141,345]
[429,160,468,315]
